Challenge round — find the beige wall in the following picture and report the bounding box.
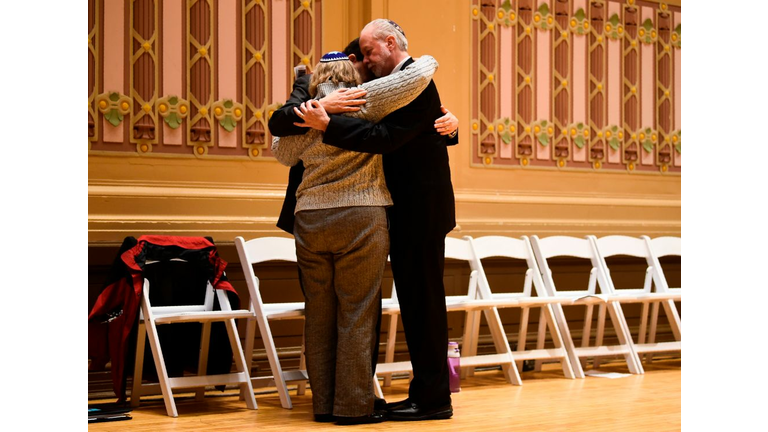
[88,0,680,246]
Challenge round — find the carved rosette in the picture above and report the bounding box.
[213,99,244,132]
[495,0,517,27]
[639,18,658,45]
[96,92,132,127]
[157,96,190,129]
[533,3,553,31]
[606,13,624,41]
[570,8,589,35]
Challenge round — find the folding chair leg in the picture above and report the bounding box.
[195,322,212,401]
[141,300,179,417]
[516,307,530,372]
[593,304,607,370]
[637,302,649,364]
[459,309,477,379]
[482,308,521,386]
[256,313,293,409]
[550,303,585,379]
[223,318,257,410]
[373,375,384,399]
[542,305,575,379]
[131,320,147,408]
[383,314,398,387]
[534,310,547,372]
[607,303,644,374]
[297,332,307,395]
[663,299,682,338]
[240,317,256,402]
[646,302,660,364]
[466,309,482,377]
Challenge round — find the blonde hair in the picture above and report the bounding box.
[308,60,361,97]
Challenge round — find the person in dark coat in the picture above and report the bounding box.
[290,19,458,421]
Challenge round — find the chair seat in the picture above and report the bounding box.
[261,302,305,320]
[154,309,254,324]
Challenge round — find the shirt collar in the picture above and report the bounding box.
[391,57,411,74]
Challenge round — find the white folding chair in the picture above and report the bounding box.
[131,259,257,417]
[377,260,405,390]
[374,236,523,392]
[589,235,682,367]
[529,235,644,377]
[465,236,575,380]
[235,236,308,409]
[642,236,682,361]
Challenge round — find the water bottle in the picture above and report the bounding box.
[447,341,461,393]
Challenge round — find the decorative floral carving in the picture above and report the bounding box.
[638,127,657,153]
[497,117,515,144]
[566,122,590,149]
[157,96,190,129]
[212,99,244,132]
[533,3,553,30]
[96,92,131,127]
[495,0,517,27]
[570,8,589,35]
[639,18,657,44]
[605,125,623,150]
[606,14,624,41]
[671,130,681,153]
[533,120,553,147]
[671,23,681,48]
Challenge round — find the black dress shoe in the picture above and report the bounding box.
[335,410,387,426]
[388,401,453,421]
[374,396,388,411]
[314,413,337,422]
[385,398,411,410]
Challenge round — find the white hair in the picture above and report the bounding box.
[363,18,408,51]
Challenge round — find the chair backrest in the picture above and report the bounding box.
[470,236,548,298]
[444,236,482,299]
[236,236,298,265]
[234,236,298,309]
[589,235,655,295]
[643,236,681,291]
[529,235,606,296]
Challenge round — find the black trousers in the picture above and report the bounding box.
[388,209,452,409]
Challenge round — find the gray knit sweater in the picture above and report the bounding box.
[272,55,438,214]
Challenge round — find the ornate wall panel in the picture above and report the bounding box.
[88,0,322,160]
[470,0,680,174]
[88,0,100,145]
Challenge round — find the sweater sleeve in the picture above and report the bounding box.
[353,55,438,123]
[271,129,323,167]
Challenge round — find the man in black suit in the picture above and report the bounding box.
[292,20,457,421]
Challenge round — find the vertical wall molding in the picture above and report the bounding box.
[470,0,680,174]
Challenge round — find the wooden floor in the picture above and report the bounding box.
[89,358,681,431]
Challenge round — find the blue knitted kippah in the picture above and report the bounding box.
[320,51,349,62]
[388,20,406,37]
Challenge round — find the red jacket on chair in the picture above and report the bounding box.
[88,236,237,401]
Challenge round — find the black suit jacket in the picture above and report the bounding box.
[268,74,311,234]
[322,58,457,236]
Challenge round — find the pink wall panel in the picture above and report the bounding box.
[536,23,550,161]
[607,0,621,164]
[500,25,513,159]
[641,6,654,166]
[163,0,183,145]
[572,0,587,162]
[271,0,288,105]
[218,0,238,148]
[674,11,681,167]
[103,0,125,143]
